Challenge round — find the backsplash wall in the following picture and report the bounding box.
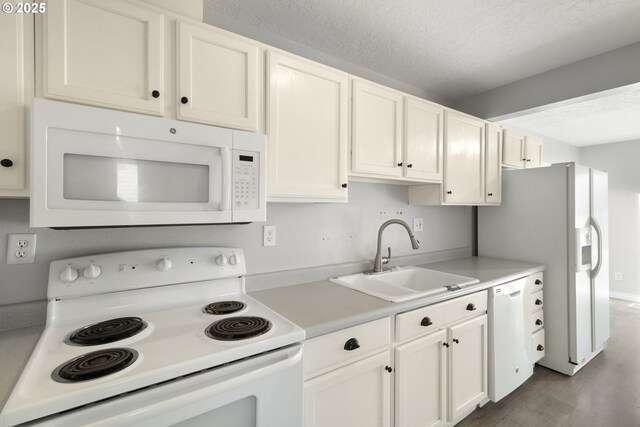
[0,182,473,305]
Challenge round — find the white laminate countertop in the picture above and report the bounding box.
[250,256,545,338]
[0,256,543,413]
[0,326,43,411]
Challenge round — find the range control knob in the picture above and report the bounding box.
[215,254,228,266]
[156,257,173,272]
[59,265,79,283]
[83,262,101,279]
[229,254,238,265]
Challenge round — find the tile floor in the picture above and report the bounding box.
[458,299,640,427]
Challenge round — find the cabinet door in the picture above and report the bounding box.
[524,136,543,168]
[404,98,443,182]
[44,0,164,115]
[449,314,488,421]
[351,80,403,177]
[0,13,33,195]
[443,111,485,204]
[395,330,447,427]
[484,123,502,205]
[177,22,259,131]
[502,129,525,168]
[267,51,348,202]
[304,351,391,427]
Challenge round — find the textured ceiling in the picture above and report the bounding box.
[498,86,640,146]
[204,0,640,101]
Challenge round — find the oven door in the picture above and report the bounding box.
[30,99,234,228]
[30,344,303,427]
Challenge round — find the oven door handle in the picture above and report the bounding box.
[220,147,231,212]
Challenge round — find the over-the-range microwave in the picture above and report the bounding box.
[30,99,266,228]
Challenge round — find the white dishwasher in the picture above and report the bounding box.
[488,278,532,401]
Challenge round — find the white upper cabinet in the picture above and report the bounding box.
[351,79,403,178]
[266,51,348,202]
[484,123,502,205]
[408,111,487,206]
[0,13,33,197]
[524,136,543,168]
[177,22,259,131]
[502,129,544,168]
[502,129,525,168]
[442,111,485,204]
[43,0,164,115]
[404,98,444,182]
[41,0,263,132]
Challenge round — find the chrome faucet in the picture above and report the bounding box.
[371,219,420,273]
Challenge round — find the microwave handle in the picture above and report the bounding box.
[220,147,231,212]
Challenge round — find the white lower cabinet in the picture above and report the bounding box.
[303,317,392,427]
[304,351,391,427]
[525,272,546,363]
[395,330,447,427]
[394,291,488,426]
[448,315,488,421]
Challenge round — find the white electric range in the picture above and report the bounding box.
[0,247,305,427]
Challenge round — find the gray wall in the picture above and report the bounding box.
[580,140,640,300]
[0,182,472,306]
[540,138,581,164]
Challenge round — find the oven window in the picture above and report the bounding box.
[63,154,210,203]
[173,396,256,427]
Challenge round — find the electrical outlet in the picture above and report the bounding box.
[413,218,424,232]
[7,234,37,264]
[615,272,623,281]
[263,226,276,247]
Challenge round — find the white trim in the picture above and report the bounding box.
[609,291,640,303]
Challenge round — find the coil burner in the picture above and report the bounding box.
[67,317,146,346]
[203,301,246,315]
[205,316,272,341]
[53,348,138,383]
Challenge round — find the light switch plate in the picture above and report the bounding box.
[7,233,37,264]
[413,218,424,232]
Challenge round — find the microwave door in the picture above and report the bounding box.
[33,126,233,228]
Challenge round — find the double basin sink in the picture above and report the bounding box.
[330,266,479,302]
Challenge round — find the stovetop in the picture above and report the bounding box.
[1,248,304,426]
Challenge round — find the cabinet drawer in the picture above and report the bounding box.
[525,272,544,294]
[304,317,390,379]
[395,290,488,343]
[527,290,544,314]
[530,311,544,333]
[532,329,545,362]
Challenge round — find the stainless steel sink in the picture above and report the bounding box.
[330,266,479,302]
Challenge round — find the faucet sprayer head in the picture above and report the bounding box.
[410,236,420,249]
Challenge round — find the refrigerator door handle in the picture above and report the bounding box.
[590,216,603,279]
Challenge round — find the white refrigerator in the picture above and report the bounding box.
[478,163,609,376]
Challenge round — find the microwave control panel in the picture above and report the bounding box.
[233,151,260,210]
